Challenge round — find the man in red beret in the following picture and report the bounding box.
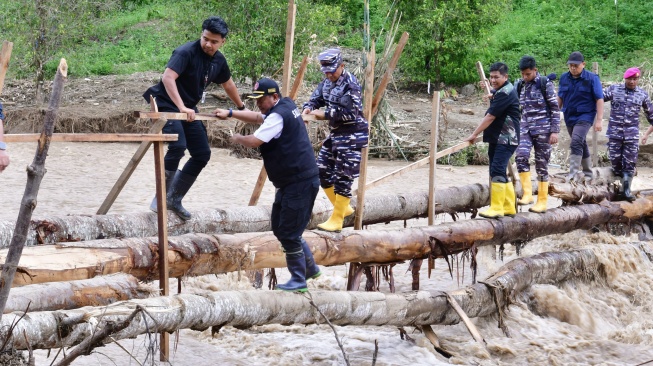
[603,67,653,201]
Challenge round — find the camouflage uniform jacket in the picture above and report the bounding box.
[302,70,369,135]
[519,73,560,135]
[603,84,653,140]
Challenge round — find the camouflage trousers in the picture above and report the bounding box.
[317,133,368,198]
[608,138,639,176]
[515,132,552,181]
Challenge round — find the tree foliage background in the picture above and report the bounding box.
[0,0,652,86]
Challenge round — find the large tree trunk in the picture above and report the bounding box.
[549,181,616,203]
[3,198,652,287]
[0,59,68,319]
[0,184,490,247]
[2,244,649,350]
[4,273,151,313]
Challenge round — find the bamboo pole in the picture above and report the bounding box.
[592,61,599,167]
[371,32,409,117]
[428,91,441,225]
[354,43,375,230]
[134,111,321,122]
[0,41,13,94]
[0,59,67,320]
[4,133,177,143]
[351,137,481,195]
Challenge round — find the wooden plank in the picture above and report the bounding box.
[153,140,170,362]
[0,41,13,95]
[371,32,409,117]
[354,42,375,230]
[592,61,599,167]
[428,91,440,225]
[97,97,164,215]
[281,0,296,96]
[4,133,177,143]
[134,111,321,122]
[351,137,482,195]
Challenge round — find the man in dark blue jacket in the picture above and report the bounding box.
[216,78,321,293]
[557,51,604,182]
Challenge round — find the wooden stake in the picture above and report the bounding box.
[592,61,599,167]
[371,32,410,117]
[97,96,166,214]
[281,0,296,96]
[0,59,67,320]
[351,137,481,195]
[289,56,309,101]
[354,43,375,230]
[0,41,13,94]
[154,135,170,362]
[428,91,440,225]
[445,293,486,346]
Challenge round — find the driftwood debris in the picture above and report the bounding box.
[2,197,652,287]
[0,59,68,319]
[0,184,490,247]
[549,181,616,203]
[2,244,650,350]
[4,273,150,314]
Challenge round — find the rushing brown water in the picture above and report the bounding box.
[3,142,653,366]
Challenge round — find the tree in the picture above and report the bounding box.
[396,0,511,85]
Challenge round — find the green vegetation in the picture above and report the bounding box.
[0,0,652,85]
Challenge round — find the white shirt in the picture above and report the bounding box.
[253,107,284,142]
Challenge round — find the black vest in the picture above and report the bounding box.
[260,98,319,188]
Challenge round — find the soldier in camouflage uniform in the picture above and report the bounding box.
[514,56,560,213]
[465,62,521,218]
[302,48,369,232]
[603,67,653,201]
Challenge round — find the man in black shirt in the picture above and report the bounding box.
[144,16,246,220]
[465,62,521,218]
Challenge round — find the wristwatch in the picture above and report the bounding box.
[237,104,246,111]
[0,141,6,150]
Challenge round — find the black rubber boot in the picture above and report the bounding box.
[276,249,308,292]
[149,170,175,213]
[301,238,321,280]
[166,170,197,221]
[622,173,635,202]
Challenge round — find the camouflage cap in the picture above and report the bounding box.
[318,48,342,73]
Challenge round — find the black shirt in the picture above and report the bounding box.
[484,81,521,145]
[143,40,231,111]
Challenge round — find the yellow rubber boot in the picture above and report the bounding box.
[479,182,505,218]
[504,182,517,217]
[529,181,549,213]
[322,186,354,217]
[317,194,351,232]
[518,172,533,205]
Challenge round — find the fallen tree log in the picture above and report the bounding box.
[549,181,616,203]
[0,184,490,247]
[3,198,653,287]
[2,243,650,350]
[3,273,150,314]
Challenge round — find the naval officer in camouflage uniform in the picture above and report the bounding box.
[302,48,369,232]
[603,67,653,201]
[514,56,560,213]
[465,62,521,218]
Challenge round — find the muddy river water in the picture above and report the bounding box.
[2,141,653,366]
